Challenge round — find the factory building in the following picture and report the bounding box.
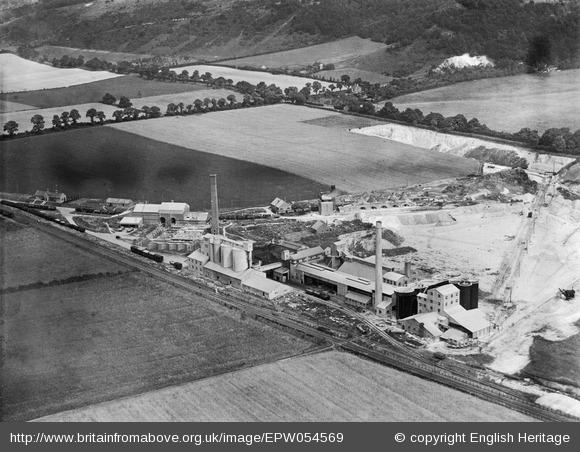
[187,233,293,300]
[384,272,409,287]
[417,284,460,314]
[444,306,491,339]
[294,261,394,311]
[399,312,444,340]
[128,202,191,226]
[318,193,334,216]
[105,198,133,209]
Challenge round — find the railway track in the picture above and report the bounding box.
[4,207,577,422]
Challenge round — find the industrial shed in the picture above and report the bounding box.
[399,312,443,340]
[443,305,491,339]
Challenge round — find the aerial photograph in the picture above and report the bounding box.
[0,0,579,426]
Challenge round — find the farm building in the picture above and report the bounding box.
[32,190,67,204]
[270,197,292,214]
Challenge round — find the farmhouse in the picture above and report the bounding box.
[32,190,67,204]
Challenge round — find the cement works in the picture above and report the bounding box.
[4,204,576,422]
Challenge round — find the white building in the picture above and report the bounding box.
[128,202,190,226]
[417,284,460,314]
[384,271,409,287]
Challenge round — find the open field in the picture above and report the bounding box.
[0,88,236,132]
[0,219,125,289]
[171,65,332,91]
[0,126,326,208]
[0,100,35,113]
[110,105,479,193]
[0,53,122,93]
[0,74,223,109]
[220,37,388,70]
[389,69,580,133]
[1,222,311,421]
[37,45,151,63]
[35,351,532,421]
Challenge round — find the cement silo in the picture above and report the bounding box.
[221,244,233,268]
[232,248,248,273]
[455,281,472,310]
[168,242,177,252]
[469,280,479,310]
[395,287,417,319]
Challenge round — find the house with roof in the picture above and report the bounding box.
[384,271,409,287]
[269,197,292,214]
[128,202,190,226]
[105,198,133,209]
[399,312,444,340]
[33,190,67,204]
[310,220,330,234]
[443,305,491,339]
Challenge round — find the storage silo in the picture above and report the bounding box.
[221,244,233,268]
[177,243,186,252]
[213,242,221,264]
[395,287,417,319]
[168,242,177,251]
[232,248,248,273]
[455,281,472,310]
[147,242,158,251]
[469,280,479,310]
[157,242,168,251]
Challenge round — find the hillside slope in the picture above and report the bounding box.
[1,0,578,76]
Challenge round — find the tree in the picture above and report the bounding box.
[30,114,45,133]
[185,104,193,114]
[179,70,189,82]
[118,96,132,108]
[312,81,322,95]
[52,114,61,130]
[527,35,552,72]
[96,111,106,124]
[60,111,70,127]
[226,94,237,106]
[102,93,116,105]
[194,99,203,112]
[3,120,19,136]
[340,74,351,86]
[328,84,336,92]
[177,102,185,115]
[150,106,162,118]
[210,98,218,111]
[86,108,97,124]
[69,109,81,125]
[217,98,227,110]
[203,98,211,110]
[378,102,400,120]
[166,103,178,116]
[113,110,124,122]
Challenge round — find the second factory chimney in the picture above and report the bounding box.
[374,221,383,308]
[210,174,219,235]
